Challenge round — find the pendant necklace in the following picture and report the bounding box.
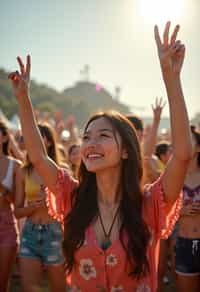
[98,205,120,250]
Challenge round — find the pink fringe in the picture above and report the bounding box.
[45,169,67,224]
[156,178,183,239]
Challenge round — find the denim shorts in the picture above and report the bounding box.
[19,219,65,265]
[175,236,200,275]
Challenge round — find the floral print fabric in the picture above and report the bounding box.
[47,169,182,292]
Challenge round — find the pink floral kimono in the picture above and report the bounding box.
[46,169,182,292]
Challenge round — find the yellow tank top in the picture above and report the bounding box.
[156,159,166,173]
[25,173,43,201]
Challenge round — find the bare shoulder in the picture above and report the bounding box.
[8,156,22,166]
[8,156,23,176]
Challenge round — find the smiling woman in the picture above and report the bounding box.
[9,20,193,292]
[138,0,186,24]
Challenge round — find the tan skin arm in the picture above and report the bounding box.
[8,56,59,195]
[142,99,165,183]
[143,97,166,159]
[155,22,193,207]
[143,156,161,183]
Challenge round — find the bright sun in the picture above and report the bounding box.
[139,0,186,24]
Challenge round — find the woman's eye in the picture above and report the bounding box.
[100,133,109,138]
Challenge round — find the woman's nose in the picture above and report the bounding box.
[86,137,99,146]
[86,141,98,150]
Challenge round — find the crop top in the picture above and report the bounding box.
[1,159,14,191]
[25,173,44,201]
[183,184,200,205]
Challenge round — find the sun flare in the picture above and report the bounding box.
[139,0,186,24]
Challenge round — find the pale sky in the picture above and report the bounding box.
[0,0,199,118]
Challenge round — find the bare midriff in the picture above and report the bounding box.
[27,201,55,224]
[179,214,200,238]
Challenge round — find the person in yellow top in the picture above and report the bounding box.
[14,123,66,292]
[155,142,172,172]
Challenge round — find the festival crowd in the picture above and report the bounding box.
[0,22,200,292]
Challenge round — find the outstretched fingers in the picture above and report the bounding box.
[170,25,180,45]
[154,25,162,48]
[160,98,166,109]
[26,55,31,78]
[16,55,31,78]
[163,21,171,45]
[158,97,166,108]
[153,97,166,110]
[17,56,25,75]
[155,96,158,107]
[155,22,180,48]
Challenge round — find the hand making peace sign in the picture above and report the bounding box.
[154,21,185,75]
[8,55,31,100]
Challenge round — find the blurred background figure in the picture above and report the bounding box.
[126,114,144,143]
[0,120,21,292]
[14,123,66,292]
[67,143,81,179]
[175,126,200,292]
[155,142,172,172]
[156,141,177,292]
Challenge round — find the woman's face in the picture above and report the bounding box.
[69,145,81,166]
[81,117,127,173]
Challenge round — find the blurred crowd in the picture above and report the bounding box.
[1,21,200,292]
[1,99,200,291]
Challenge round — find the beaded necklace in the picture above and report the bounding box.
[98,205,120,250]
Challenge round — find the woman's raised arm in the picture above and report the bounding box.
[154,22,193,206]
[143,97,165,159]
[9,56,59,194]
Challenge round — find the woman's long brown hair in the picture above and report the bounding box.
[0,121,9,155]
[63,111,151,278]
[24,123,60,171]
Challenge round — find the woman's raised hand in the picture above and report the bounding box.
[151,97,166,123]
[154,21,185,76]
[8,55,31,100]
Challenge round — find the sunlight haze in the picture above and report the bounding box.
[0,0,199,119]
